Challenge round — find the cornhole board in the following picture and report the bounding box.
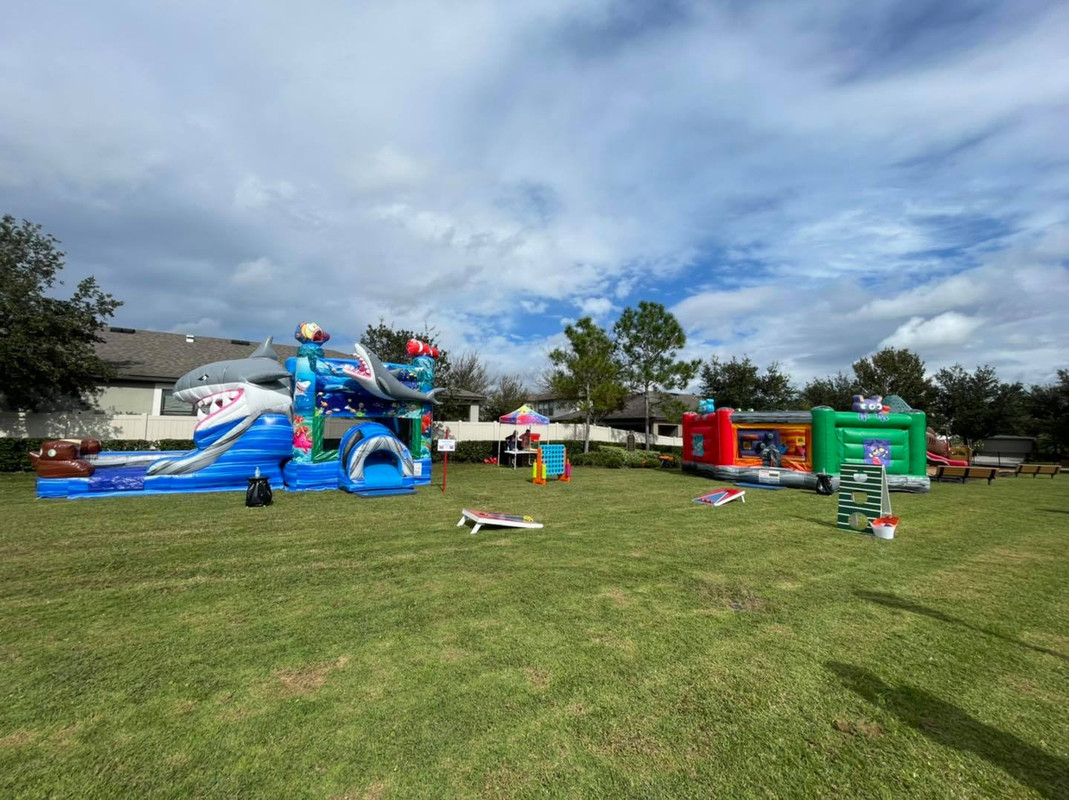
[693,488,746,507]
[837,463,891,533]
[457,509,544,535]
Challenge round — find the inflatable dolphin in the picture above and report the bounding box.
[345,343,443,406]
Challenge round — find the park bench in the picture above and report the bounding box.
[934,465,998,485]
[1015,463,1061,478]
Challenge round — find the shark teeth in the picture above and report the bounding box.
[193,389,243,423]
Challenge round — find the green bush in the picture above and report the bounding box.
[568,445,680,470]
[598,448,626,468]
[430,440,496,463]
[569,452,600,467]
[153,439,195,452]
[0,438,46,472]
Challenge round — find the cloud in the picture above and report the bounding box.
[577,296,613,317]
[231,257,278,286]
[878,312,985,349]
[0,0,1066,384]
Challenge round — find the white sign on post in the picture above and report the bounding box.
[437,439,456,452]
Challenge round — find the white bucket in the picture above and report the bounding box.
[872,524,896,540]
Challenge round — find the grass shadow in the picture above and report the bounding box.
[1040,508,1069,514]
[856,591,1067,663]
[827,662,1069,799]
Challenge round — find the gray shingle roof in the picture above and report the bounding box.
[96,327,352,381]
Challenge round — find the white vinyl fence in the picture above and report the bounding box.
[437,420,683,448]
[1,412,683,448]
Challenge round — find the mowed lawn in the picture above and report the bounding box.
[1,465,1067,799]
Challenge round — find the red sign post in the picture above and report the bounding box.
[437,439,456,492]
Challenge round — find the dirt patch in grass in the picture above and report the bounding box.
[566,702,588,716]
[593,726,671,764]
[274,655,351,695]
[0,729,38,747]
[218,707,251,722]
[697,584,767,612]
[833,717,884,738]
[441,647,468,663]
[481,766,523,799]
[599,588,632,606]
[590,631,637,653]
[523,667,550,690]
[331,781,387,800]
[173,699,197,715]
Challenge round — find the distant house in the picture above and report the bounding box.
[528,392,578,420]
[974,435,1036,467]
[530,390,699,438]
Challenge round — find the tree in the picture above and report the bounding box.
[1027,370,1069,458]
[852,347,935,410]
[548,317,627,452]
[698,356,796,410]
[437,350,492,422]
[484,374,530,423]
[759,362,798,409]
[699,356,760,409]
[613,301,700,448]
[359,318,451,377]
[932,364,1027,446]
[0,215,122,411]
[800,372,858,410]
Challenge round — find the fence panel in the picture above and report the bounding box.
[2,412,681,448]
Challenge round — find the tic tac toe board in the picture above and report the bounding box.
[457,509,544,535]
[836,463,891,533]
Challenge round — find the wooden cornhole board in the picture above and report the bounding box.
[457,509,544,535]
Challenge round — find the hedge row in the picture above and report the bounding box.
[0,439,195,472]
[570,446,680,469]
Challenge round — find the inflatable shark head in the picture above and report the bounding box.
[173,338,292,443]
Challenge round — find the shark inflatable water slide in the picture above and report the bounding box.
[30,322,442,499]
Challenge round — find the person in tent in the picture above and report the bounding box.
[520,427,532,450]
[504,429,519,466]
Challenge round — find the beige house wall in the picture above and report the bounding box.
[92,382,157,414]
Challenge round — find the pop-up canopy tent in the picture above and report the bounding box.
[499,404,549,426]
[497,404,549,467]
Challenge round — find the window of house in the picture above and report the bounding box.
[160,389,195,416]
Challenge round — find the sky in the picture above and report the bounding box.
[2,0,1067,389]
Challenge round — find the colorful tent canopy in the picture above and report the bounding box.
[499,404,549,426]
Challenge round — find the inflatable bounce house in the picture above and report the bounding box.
[682,395,930,492]
[30,322,441,499]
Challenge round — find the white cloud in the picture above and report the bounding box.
[231,257,278,286]
[577,296,613,317]
[878,312,986,349]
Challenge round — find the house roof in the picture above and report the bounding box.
[96,327,353,381]
[549,392,700,422]
[440,387,487,401]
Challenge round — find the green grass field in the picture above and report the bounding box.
[1,466,1067,799]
